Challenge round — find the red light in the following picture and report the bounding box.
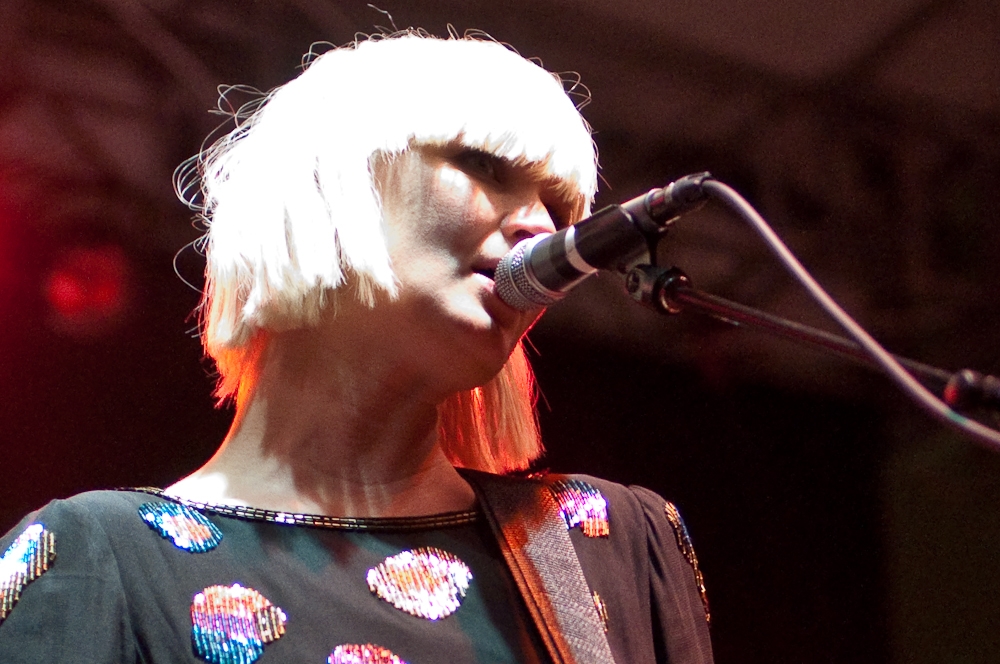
[44,245,131,335]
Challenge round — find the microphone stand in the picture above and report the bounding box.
[491,170,1000,446]
[623,264,1000,416]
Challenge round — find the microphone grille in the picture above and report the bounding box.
[495,238,561,311]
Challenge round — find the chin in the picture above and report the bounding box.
[449,329,519,391]
[448,299,519,343]
[458,360,510,394]
[462,336,517,380]
[427,300,525,387]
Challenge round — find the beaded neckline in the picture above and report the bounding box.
[128,487,480,532]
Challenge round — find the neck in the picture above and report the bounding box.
[167,321,477,517]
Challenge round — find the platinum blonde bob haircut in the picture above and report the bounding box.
[182,32,598,473]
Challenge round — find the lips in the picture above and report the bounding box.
[471,260,498,282]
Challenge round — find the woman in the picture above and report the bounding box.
[0,33,712,663]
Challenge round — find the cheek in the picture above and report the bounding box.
[421,167,485,239]
[382,161,494,271]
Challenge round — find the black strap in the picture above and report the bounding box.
[461,469,617,664]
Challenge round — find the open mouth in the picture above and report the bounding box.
[474,266,497,281]
[472,260,498,281]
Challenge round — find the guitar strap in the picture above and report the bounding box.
[460,469,617,664]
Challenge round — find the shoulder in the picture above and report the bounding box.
[4,489,140,535]
[458,468,701,576]
[542,474,700,577]
[0,491,154,660]
[544,473,691,548]
[2,489,156,548]
[551,472,683,515]
[462,469,703,598]
[0,488,181,594]
[459,469,693,550]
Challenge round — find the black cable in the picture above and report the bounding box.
[701,179,1000,451]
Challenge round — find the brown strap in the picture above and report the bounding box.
[461,470,617,664]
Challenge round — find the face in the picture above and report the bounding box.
[373,143,577,391]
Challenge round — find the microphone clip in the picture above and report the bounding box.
[638,172,713,233]
[625,265,692,314]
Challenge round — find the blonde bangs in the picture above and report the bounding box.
[375,36,598,216]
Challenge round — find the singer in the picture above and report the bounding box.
[0,32,712,663]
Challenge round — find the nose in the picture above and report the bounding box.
[500,198,558,246]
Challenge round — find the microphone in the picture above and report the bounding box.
[494,172,713,311]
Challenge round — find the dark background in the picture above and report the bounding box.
[2,1,999,662]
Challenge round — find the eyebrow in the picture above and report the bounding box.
[442,142,585,224]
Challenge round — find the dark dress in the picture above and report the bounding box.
[0,475,712,663]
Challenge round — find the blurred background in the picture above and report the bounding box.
[1,1,998,661]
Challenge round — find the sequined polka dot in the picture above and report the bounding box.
[139,502,223,553]
[664,501,710,623]
[190,584,286,664]
[367,547,472,620]
[550,478,610,537]
[0,524,56,624]
[329,643,408,664]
